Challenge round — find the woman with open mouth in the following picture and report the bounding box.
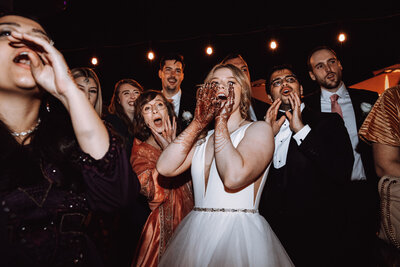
[0,13,139,267]
[156,63,293,266]
[130,90,194,267]
[104,79,144,159]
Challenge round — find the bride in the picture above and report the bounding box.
[156,63,293,266]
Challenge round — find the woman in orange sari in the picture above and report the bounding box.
[130,90,194,267]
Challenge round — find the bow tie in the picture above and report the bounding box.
[277,110,292,121]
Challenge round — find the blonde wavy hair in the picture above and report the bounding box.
[204,63,252,120]
[71,67,103,117]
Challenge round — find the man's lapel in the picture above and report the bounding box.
[303,90,322,113]
[347,88,364,130]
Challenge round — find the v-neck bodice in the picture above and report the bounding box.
[191,123,270,210]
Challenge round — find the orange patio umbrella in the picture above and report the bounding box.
[350,64,400,95]
[251,79,271,104]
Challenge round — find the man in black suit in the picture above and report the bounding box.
[259,64,354,266]
[158,53,196,130]
[220,53,269,121]
[304,46,380,266]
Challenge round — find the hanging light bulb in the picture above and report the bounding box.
[147,51,155,60]
[91,56,98,66]
[269,40,277,50]
[206,46,213,55]
[338,33,346,43]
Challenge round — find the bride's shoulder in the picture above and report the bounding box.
[245,121,273,139]
[247,120,272,131]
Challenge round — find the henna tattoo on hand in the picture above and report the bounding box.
[215,84,234,124]
[194,83,218,127]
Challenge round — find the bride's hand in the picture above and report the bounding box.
[8,31,77,102]
[193,83,218,128]
[215,83,235,123]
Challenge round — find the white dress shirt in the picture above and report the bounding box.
[164,89,181,116]
[273,103,311,169]
[320,84,367,181]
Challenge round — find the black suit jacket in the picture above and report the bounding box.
[259,106,354,266]
[177,90,197,130]
[303,88,381,266]
[303,87,379,182]
[251,97,269,121]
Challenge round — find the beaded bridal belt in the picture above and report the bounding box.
[193,207,258,213]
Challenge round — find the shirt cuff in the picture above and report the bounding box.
[293,124,311,145]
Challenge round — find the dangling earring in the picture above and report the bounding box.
[46,102,51,112]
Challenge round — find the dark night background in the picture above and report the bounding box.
[2,0,400,104]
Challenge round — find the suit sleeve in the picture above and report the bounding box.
[297,113,354,185]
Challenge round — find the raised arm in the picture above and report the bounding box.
[215,120,274,190]
[156,83,217,177]
[373,143,400,177]
[214,86,274,189]
[9,31,108,159]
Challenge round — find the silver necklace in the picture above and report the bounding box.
[11,118,41,137]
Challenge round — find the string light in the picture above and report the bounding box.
[338,33,346,42]
[147,51,155,61]
[206,46,213,55]
[91,56,98,66]
[269,40,277,50]
[59,13,397,54]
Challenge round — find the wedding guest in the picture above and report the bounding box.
[102,78,150,266]
[220,53,269,121]
[359,84,400,266]
[103,78,143,157]
[359,85,400,177]
[157,63,293,266]
[305,46,380,266]
[0,13,139,267]
[130,90,193,267]
[260,64,354,266]
[71,67,103,116]
[158,53,196,129]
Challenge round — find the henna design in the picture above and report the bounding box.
[214,84,235,153]
[193,83,218,128]
[173,121,204,154]
[215,84,235,124]
[214,127,230,153]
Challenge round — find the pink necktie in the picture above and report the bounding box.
[330,94,343,118]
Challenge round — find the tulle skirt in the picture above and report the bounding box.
[158,209,294,267]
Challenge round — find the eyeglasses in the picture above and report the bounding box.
[142,101,167,114]
[270,75,298,87]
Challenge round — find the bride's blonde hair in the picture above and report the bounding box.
[204,63,252,121]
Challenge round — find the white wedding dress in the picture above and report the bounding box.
[159,123,294,267]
